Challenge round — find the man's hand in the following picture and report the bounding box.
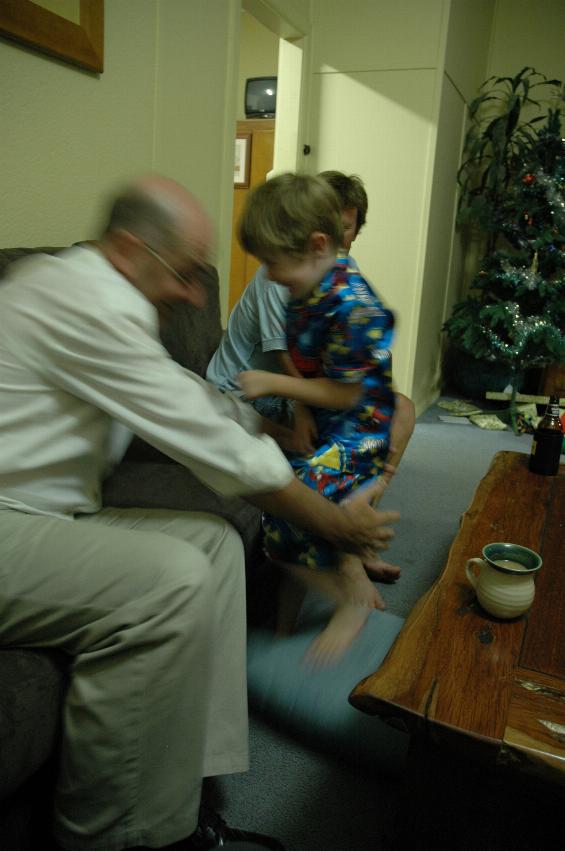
[289,402,318,454]
[238,369,274,401]
[336,475,399,557]
[246,474,399,561]
[259,416,296,452]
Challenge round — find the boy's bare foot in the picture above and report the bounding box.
[280,561,382,666]
[339,554,385,609]
[305,602,371,667]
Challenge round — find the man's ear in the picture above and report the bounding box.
[308,231,331,256]
[107,229,145,282]
[113,228,144,255]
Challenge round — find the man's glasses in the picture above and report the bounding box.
[143,242,198,290]
[142,242,207,308]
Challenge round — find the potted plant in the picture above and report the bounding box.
[443,67,565,430]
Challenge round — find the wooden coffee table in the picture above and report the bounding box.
[350,450,564,847]
[351,450,565,779]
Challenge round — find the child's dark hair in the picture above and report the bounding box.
[318,171,368,233]
[239,172,343,260]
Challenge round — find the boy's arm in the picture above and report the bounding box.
[238,369,362,410]
[259,414,301,453]
[275,351,318,452]
[276,350,302,380]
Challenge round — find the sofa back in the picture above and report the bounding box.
[0,245,223,378]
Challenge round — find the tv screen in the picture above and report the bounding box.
[245,77,277,118]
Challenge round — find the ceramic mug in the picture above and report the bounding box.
[465,542,542,619]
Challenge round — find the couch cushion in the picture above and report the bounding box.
[0,649,67,799]
[102,461,261,562]
[159,263,222,379]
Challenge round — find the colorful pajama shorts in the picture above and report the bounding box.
[262,439,386,570]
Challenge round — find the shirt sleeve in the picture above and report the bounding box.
[24,307,294,498]
[324,295,395,385]
[256,274,289,353]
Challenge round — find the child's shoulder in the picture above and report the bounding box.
[338,265,384,309]
[240,265,288,307]
[330,265,394,332]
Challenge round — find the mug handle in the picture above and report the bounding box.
[465,557,485,589]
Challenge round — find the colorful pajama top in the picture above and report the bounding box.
[263,253,395,569]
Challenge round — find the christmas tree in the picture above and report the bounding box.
[443,69,565,429]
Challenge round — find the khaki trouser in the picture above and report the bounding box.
[0,508,248,851]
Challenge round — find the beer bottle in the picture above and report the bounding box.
[529,394,564,476]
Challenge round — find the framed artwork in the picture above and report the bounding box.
[0,0,104,73]
[234,133,252,188]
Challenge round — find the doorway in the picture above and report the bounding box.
[229,117,275,311]
[228,7,305,311]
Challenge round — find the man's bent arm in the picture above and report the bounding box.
[246,475,398,556]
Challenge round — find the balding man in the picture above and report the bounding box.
[0,175,398,851]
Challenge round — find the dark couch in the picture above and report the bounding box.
[0,245,264,850]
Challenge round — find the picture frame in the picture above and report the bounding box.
[234,133,252,188]
[0,0,104,73]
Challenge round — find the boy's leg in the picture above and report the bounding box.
[276,556,376,667]
[0,508,247,851]
[388,392,416,468]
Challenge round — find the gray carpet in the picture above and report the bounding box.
[216,398,539,851]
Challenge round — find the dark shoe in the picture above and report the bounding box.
[187,806,285,850]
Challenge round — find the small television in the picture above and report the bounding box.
[245,76,277,118]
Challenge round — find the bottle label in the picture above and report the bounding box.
[529,431,563,475]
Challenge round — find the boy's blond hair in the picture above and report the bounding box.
[239,172,343,260]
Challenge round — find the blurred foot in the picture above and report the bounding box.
[305,602,371,668]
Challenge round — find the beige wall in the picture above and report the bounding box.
[1,0,157,246]
[411,0,495,412]
[306,0,449,404]
[488,0,565,82]
[305,0,565,412]
[2,0,563,411]
[39,1,80,24]
[152,0,239,292]
[243,0,311,37]
[445,0,495,102]
[237,11,279,122]
[411,75,468,411]
[0,0,240,293]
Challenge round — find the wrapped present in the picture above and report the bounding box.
[514,403,540,434]
[469,414,507,430]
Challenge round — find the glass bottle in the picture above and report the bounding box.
[529,394,564,476]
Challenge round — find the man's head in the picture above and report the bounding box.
[317,171,368,252]
[100,174,213,307]
[239,172,343,299]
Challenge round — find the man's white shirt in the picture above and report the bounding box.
[0,247,292,518]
